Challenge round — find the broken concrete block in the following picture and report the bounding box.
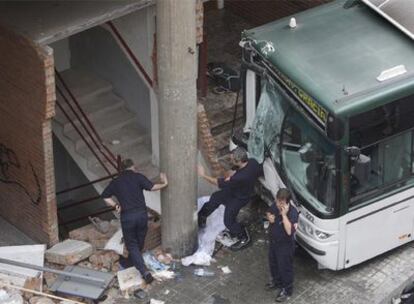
[42,272,57,289]
[29,296,54,304]
[89,251,119,270]
[69,224,107,241]
[117,267,143,292]
[45,240,93,265]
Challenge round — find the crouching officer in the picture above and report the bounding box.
[266,188,298,302]
[102,159,168,284]
[197,147,261,250]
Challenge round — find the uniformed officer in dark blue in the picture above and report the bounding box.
[266,188,298,302]
[102,159,168,284]
[197,147,261,250]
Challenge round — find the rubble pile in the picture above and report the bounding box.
[0,216,172,304]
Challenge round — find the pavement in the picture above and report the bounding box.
[135,200,414,304]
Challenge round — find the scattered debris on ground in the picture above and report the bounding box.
[0,216,178,304]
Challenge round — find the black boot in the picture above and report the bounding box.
[230,227,251,251]
[143,271,154,284]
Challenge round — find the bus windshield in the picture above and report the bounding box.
[281,111,337,215]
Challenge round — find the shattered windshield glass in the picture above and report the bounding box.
[248,78,337,214]
[248,79,288,164]
[281,110,337,214]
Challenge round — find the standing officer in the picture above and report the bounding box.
[102,159,168,284]
[266,188,298,302]
[197,147,261,250]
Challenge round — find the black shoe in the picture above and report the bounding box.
[198,215,207,229]
[275,289,291,302]
[230,235,251,251]
[133,288,148,300]
[265,282,281,292]
[143,271,154,284]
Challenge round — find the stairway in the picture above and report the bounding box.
[53,68,159,195]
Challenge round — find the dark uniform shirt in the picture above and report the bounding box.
[101,170,154,213]
[268,203,299,244]
[217,158,261,201]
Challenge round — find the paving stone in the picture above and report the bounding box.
[45,239,93,265]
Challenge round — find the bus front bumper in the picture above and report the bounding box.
[296,231,340,270]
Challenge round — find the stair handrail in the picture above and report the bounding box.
[106,21,154,88]
[55,88,113,176]
[55,70,120,173]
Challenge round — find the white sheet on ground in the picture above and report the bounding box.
[181,196,225,266]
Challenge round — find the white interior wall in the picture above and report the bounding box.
[50,38,71,72]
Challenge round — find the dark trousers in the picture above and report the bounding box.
[199,188,248,238]
[120,210,148,275]
[269,241,295,294]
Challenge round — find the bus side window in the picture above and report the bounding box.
[350,132,412,204]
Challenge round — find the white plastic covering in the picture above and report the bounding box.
[181,196,225,267]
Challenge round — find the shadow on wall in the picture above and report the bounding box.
[69,26,151,134]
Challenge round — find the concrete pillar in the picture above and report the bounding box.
[156,0,198,257]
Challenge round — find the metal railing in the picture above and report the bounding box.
[55,70,123,229]
[56,23,155,228]
[106,21,154,88]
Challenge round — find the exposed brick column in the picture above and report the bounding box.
[197,103,224,177]
[0,24,58,245]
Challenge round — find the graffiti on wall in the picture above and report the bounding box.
[0,143,42,205]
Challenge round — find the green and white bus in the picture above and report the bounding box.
[233,0,414,270]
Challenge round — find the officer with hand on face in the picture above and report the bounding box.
[266,188,298,302]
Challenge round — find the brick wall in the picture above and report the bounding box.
[197,103,224,177]
[225,0,332,26]
[0,24,58,245]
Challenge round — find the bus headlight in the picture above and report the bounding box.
[315,229,333,240]
[298,219,314,236]
[298,219,332,240]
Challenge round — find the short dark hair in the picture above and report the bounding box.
[121,158,134,171]
[232,147,248,163]
[276,188,291,202]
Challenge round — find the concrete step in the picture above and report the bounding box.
[63,106,136,143]
[87,141,152,172]
[76,121,149,155]
[57,69,113,102]
[55,91,125,126]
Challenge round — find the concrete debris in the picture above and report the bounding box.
[42,272,57,289]
[221,266,231,274]
[69,221,120,250]
[89,251,119,270]
[89,217,111,234]
[45,239,93,265]
[150,299,165,304]
[29,296,54,304]
[117,267,143,292]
